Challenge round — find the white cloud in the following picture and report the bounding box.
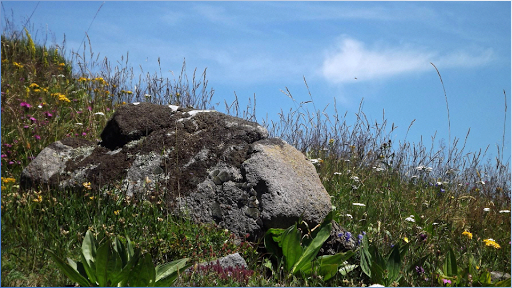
[321,37,494,84]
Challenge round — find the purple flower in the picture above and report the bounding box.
[338,232,344,238]
[29,116,37,122]
[440,188,446,193]
[415,266,425,274]
[1,154,7,158]
[419,233,428,241]
[442,279,451,284]
[44,111,53,118]
[82,132,87,136]
[24,125,29,129]
[34,135,41,140]
[345,232,352,242]
[20,101,32,108]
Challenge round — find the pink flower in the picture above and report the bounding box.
[29,116,37,122]
[20,101,32,108]
[442,279,451,284]
[34,135,41,140]
[44,111,53,118]
[87,106,92,111]
[82,132,87,136]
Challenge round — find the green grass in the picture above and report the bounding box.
[1,23,510,287]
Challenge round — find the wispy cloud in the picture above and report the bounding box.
[321,37,494,84]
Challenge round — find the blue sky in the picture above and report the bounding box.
[2,1,511,163]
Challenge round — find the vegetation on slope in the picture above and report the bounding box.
[1,22,510,287]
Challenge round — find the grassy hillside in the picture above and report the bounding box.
[1,26,510,287]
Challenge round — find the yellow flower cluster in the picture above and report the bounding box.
[78,77,108,86]
[483,238,501,249]
[120,90,133,94]
[1,177,16,184]
[83,182,92,190]
[462,230,473,240]
[13,61,24,68]
[51,92,71,103]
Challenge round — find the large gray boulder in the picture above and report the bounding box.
[21,102,332,239]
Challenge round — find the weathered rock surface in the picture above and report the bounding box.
[21,102,332,239]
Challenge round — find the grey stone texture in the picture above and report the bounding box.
[20,102,332,239]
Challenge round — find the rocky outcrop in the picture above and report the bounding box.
[21,102,332,239]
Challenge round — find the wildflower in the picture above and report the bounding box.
[403,237,409,243]
[157,217,164,222]
[309,158,322,165]
[334,172,342,175]
[483,208,490,212]
[114,210,121,215]
[44,111,53,118]
[419,233,428,241]
[82,132,87,137]
[499,210,510,213]
[483,238,501,249]
[476,180,485,185]
[345,214,353,218]
[415,266,425,274]
[89,196,95,200]
[13,61,24,68]
[462,230,473,240]
[34,135,41,140]
[352,202,365,207]
[1,177,16,184]
[20,101,32,108]
[374,167,385,172]
[33,195,43,203]
[442,279,451,284]
[83,182,92,190]
[94,112,105,116]
[405,216,415,222]
[29,83,40,89]
[350,175,360,182]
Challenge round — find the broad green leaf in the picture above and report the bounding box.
[126,236,135,262]
[479,270,492,285]
[360,235,372,278]
[291,220,331,275]
[47,249,92,287]
[80,251,97,285]
[443,247,458,277]
[493,278,511,287]
[281,224,303,273]
[387,243,401,282]
[82,230,97,267]
[115,249,141,287]
[127,253,156,287]
[155,258,191,287]
[95,240,110,287]
[339,264,358,276]
[370,260,385,285]
[114,237,127,266]
[264,229,284,261]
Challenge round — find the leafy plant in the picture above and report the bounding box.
[436,247,511,287]
[360,234,410,286]
[47,230,191,287]
[264,211,355,281]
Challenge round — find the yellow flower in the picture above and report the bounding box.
[403,237,409,243]
[114,210,121,215]
[462,231,473,240]
[157,217,164,222]
[83,182,92,190]
[33,195,43,203]
[59,63,66,67]
[13,61,24,68]
[483,238,501,249]
[1,177,16,184]
[1,186,6,191]
[29,83,40,89]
